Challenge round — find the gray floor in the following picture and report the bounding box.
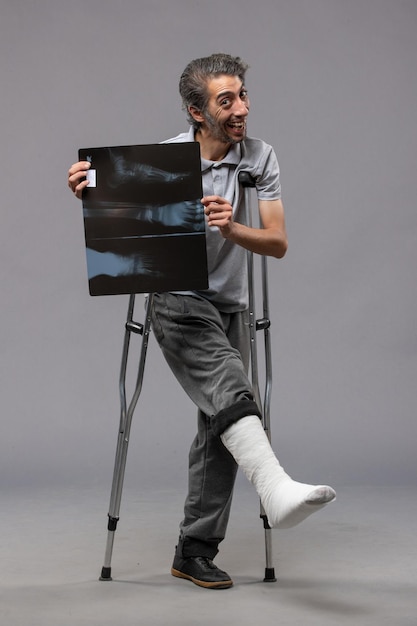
[1,483,416,626]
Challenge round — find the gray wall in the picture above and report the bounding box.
[1,0,416,492]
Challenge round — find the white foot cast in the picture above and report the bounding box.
[221,415,336,529]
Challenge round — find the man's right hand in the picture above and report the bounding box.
[68,161,91,199]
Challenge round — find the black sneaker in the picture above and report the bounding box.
[171,555,233,589]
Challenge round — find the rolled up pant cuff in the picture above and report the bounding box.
[210,399,262,437]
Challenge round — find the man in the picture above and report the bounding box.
[68,53,336,590]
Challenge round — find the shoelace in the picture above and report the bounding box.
[195,557,217,570]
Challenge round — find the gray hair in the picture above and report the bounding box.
[179,53,249,130]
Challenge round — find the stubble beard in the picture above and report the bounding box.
[203,110,247,145]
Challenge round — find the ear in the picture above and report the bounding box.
[188,105,205,124]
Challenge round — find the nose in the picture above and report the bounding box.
[233,96,249,117]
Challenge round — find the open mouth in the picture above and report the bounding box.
[227,121,245,130]
[226,121,246,137]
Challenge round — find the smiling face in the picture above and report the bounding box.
[191,74,250,146]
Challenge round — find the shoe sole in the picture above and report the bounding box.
[171,567,233,589]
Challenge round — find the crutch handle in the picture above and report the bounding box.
[256,317,271,331]
[126,321,144,335]
[238,171,256,188]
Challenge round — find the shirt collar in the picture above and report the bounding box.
[186,127,242,171]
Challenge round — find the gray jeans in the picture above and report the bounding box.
[151,292,261,558]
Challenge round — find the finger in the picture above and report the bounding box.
[68,161,91,177]
[74,179,89,199]
[201,195,224,206]
[68,174,88,198]
[68,162,90,186]
[205,206,232,219]
[68,164,91,194]
[206,210,230,222]
[68,170,85,186]
[204,202,228,215]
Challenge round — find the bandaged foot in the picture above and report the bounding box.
[220,415,336,529]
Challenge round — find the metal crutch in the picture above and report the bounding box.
[100,292,154,581]
[239,171,277,583]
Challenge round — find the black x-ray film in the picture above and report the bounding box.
[78,143,208,296]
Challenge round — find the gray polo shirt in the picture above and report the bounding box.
[164,128,281,312]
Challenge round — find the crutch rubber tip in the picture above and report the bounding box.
[263,568,277,583]
[100,567,113,581]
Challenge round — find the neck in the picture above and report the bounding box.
[195,128,231,162]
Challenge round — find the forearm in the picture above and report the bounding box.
[223,221,288,258]
[202,195,288,258]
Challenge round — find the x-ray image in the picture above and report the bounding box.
[78,143,208,296]
[107,148,192,189]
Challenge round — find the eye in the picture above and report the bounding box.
[220,97,231,107]
[240,90,248,100]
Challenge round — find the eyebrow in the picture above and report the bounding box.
[215,84,246,103]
